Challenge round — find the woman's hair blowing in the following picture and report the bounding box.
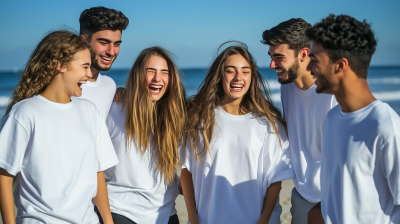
[122,47,186,184]
[4,30,89,119]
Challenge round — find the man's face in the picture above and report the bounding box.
[268,44,299,84]
[307,42,336,94]
[88,30,122,72]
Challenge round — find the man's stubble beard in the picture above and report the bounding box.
[90,51,117,72]
[279,60,299,85]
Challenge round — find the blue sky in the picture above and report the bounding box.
[1,0,399,71]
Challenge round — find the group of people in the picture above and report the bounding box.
[0,5,399,224]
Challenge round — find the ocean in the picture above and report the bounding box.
[1,66,400,117]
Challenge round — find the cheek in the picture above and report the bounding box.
[163,76,169,88]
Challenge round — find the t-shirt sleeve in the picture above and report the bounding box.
[96,115,119,172]
[0,114,30,175]
[262,123,294,193]
[180,137,193,172]
[381,134,400,205]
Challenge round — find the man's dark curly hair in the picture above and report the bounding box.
[306,14,377,79]
[261,18,312,56]
[79,6,129,40]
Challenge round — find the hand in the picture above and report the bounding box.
[113,87,125,104]
[308,202,324,224]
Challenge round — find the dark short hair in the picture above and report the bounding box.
[306,14,377,79]
[79,6,129,40]
[261,18,312,56]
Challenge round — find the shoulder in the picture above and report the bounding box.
[72,97,97,110]
[99,74,117,88]
[8,96,42,118]
[372,102,400,136]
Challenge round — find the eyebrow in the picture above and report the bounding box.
[270,53,285,57]
[82,63,90,66]
[225,65,251,69]
[146,68,169,72]
[96,38,122,44]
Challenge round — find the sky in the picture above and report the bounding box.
[1,0,399,71]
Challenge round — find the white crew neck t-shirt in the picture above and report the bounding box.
[104,102,179,224]
[321,100,400,224]
[78,73,117,120]
[0,95,119,224]
[281,83,337,203]
[181,107,294,224]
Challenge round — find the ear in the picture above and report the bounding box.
[80,35,87,41]
[335,58,349,74]
[57,63,67,73]
[299,47,310,62]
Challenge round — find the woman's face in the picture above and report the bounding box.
[60,49,92,97]
[146,55,169,102]
[222,54,252,101]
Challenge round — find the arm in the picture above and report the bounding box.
[93,172,114,224]
[0,168,16,224]
[308,202,325,224]
[180,168,199,224]
[257,181,281,224]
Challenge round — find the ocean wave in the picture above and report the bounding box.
[0,96,9,107]
[368,77,400,84]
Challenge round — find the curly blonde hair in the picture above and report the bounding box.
[3,30,89,119]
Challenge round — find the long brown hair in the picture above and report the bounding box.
[3,30,89,118]
[185,42,287,157]
[122,47,186,184]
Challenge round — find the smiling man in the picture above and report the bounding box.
[78,6,129,120]
[306,14,400,224]
[261,19,337,224]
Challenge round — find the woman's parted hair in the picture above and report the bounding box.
[4,30,89,119]
[122,47,186,184]
[185,41,287,157]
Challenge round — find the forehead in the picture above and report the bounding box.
[147,55,168,68]
[91,29,122,41]
[268,43,294,55]
[225,54,250,67]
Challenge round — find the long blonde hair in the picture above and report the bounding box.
[3,30,89,118]
[122,47,186,184]
[185,42,287,157]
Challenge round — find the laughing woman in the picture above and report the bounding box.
[180,43,294,224]
[100,47,185,224]
[0,31,118,224]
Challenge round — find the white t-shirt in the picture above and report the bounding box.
[281,83,337,203]
[181,107,294,224]
[0,95,119,224]
[321,100,400,224]
[79,74,117,120]
[104,102,179,224]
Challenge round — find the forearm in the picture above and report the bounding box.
[93,172,113,224]
[258,181,282,224]
[308,202,324,224]
[180,168,199,224]
[0,168,16,224]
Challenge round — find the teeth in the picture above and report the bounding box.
[78,81,87,84]
[276,70,284,74]
[231,84,243,88]
[101,56,111,61]
[150,85,162,89]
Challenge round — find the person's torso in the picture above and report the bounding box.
[104,102,178,224]
[321,101,400,224]
[281,83,336,202]
[79,74,117,120]
[10,95,102,224]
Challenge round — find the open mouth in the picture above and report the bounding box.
[100,55,113,65]
[230,84,244,92]
[149,84,163,94]
[77,80,87,90]
[276,69,285,78]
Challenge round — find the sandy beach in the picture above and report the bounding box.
[0,180,294,224]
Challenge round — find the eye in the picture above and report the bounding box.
[115,43,121,47]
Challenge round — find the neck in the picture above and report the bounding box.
[334,75,376,113]
[293,69,315,90]
[89,66,100,82]
[220,96,246,115]
[40,76,71,104]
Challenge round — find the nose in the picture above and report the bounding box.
[107,44,115,56]
[270,59,276,69]
[86,67,93,78]
[234,71,243,81]
[152,70,161,82]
